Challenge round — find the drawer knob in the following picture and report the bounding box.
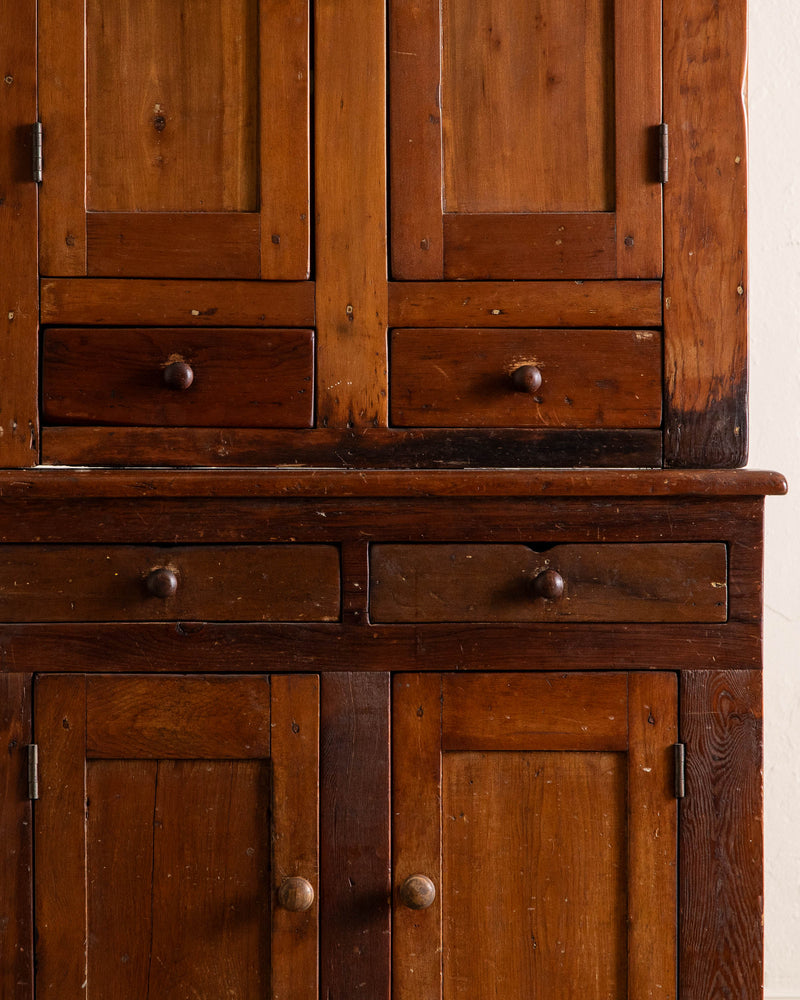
[532,569,565,601]
[399,874,436,910]
[511,364,543,393]
[163,361,194,390]
[146,568,179,599]
[277,877,315,912]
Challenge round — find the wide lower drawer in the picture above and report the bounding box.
[390,328,661,427]
[41,328,314,427]
[370,543,727,622]
[0,545,340,621]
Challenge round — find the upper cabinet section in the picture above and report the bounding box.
[390,0,662,280]
[38,0,311,279]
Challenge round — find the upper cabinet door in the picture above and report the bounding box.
[390,0,662,280]
[39,0,310,279]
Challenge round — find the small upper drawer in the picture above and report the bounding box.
[390,328,661,427]
[0,545,339,622]
[41,328,314,427]
[370,543,727,622]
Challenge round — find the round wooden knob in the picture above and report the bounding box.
[532,569,565,601]
[399,874,436,910]
[511,364,543,393]
[277,877,315,912]
[146,568,178,599]
[163,361,194,390]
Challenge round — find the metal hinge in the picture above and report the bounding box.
[27,744,39,800]
[659,123,669,184]
[673,743,686,799]
[32,122,43,183]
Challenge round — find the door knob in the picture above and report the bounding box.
[277,876,315,912]
[399,874,436,910]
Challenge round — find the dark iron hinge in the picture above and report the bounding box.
[673,742,686,799]
[27,744,39,800]
[32,122,43,183]
[659,123,669,184]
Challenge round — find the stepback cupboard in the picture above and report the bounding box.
[0,2,786,1000]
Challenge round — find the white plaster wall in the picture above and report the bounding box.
[749,1,800,994]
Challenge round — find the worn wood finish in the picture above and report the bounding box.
[388,281,663,329]
[663,0,748,466]
[370,543,727,623]
[40,279,316,328]
[0,674,32,999]
[320,673,391,1000]
[42,328,314,428]
[680,671,763,1000]
[442,672,628,751]
[86,675,271,758]
[271,674,319,1000]
[34,676,87,999]
[390,328,661,428]
[42,426,662,468]
[0,0,38,466]
[315,0,388,428]
[628,672,678,1000]
[392,674,442,1000]
[0,544,339,622]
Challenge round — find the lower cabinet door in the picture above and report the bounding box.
[393,672,678,1000]
[34,674,319,1000]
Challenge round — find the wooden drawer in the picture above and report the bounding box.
[41,328,314,427]
[370,543,727,622]
[390,329,661,427]
[0,545,339,622]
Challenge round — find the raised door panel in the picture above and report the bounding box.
[393,672,677,1000]
[390,0,662,280]
[34,674,319,1000]
[39,0,310,279]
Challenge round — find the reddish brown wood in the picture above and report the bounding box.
[680,671,763,1000]
[40,279,316,327]
[390,328,662,428]
[42,328,314,428]
[370,543,728,623]
[34,675,87,999]
[0,0,38,465]
[315,0,389,428]
[86,675,271,758]
[388,281,663,329]
[320,672,391,1000]
[663,0,748,466]
[270,674,319,1000]
[0,674,33,1000]
[441,673,628,751]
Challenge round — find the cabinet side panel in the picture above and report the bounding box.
[663,0,748,466]
[680,671,763,999]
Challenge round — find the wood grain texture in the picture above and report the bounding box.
[663,0,748,466]
[388,0,444,277]
[0,544,340,622]
[390,328,661,428]
[34,675,87,999]
[270,674,319,1000]
[370,543,728,623]
[388,281,663,329]
[442,672,628,751]
[40,279,316,327]
[86,675,271,758]
[680,671,763,1000]
[320,673,391,1000]
[42,328,314,428]
[315,0,388,428]
[627,672,678,1000]
[0,674,33,1000]
[392,674,442,1000]
[0,0,39,465]
[38,0,87,274]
